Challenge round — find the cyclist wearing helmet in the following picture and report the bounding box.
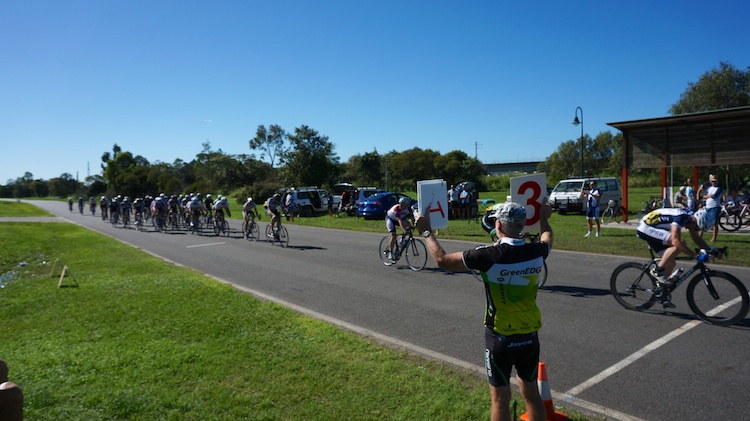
[212,195,231,220]
[636,207,720,291]
[242,197,259,238]
[384,197,415,260]
[266,193,284,232]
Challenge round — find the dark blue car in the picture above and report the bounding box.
[357,192,415,220]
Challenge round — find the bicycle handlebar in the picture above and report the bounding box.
[694,246,728,259]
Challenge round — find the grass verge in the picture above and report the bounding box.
[0,220,596,420]
[0,199,53,217]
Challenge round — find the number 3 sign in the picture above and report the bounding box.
[509,173,547,233]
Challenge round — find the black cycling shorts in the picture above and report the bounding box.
[484,329,540,387]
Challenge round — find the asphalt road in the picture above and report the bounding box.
[22,202,750,421]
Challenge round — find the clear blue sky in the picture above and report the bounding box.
[2,0,748,184]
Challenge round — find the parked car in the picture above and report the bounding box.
[332,184,385,216]
[278,186,339,217]
[548,177,621,214]
[357,192,415,220]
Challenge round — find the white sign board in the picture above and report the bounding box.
[416,179,449,229]
[509,173,547,233]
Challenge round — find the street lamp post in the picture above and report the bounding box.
[572,107,584,177]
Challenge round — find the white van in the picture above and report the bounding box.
[548,177,621,214]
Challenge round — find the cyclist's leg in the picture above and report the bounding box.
[386,218,397,253]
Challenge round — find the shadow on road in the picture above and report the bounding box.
[540,285,611,297]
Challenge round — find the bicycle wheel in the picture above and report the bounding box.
[222,220,230,237]
[537,261,548,288]
[277,225,289,248]
[612,207,623,223]
[379,236,395,266]
[248,221,259,241]
[718,212,742,232]
[610,262,658,310]
[213,221,221,236]
[686,271,749,326]
[602,208,614,223]
[405,238,428,271]
[266,225,275,244]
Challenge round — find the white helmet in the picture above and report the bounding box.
[693,209,712,232]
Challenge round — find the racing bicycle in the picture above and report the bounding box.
[266,220,289,247]
[379,227,428,271]
[718,202,749,232]
[610,246,749,326]
[213,212,230,237]
[243,214,260,241]
[601,199,624,224]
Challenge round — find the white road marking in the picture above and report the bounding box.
[186,242,226,248]
[564,319,702,400]
[565,297,744,401]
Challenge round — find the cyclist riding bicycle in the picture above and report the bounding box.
[636,207,721,300]
[67,197,73,212]
[120,197,132,224]
[265,193,284,233]
[153,196,168,223]
[203,194,214,218]
[242,197,259,239]
[384,197,415,261]
[213,195,231,220]
[133,197,145,223]
[188,195,203,228]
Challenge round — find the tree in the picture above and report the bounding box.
[537,132,623,183]
[48,173,81,197]
[249,124,287,168]
[434,150,485,186]
[345,150,382,187]
[387,147,440,191]
[282,125,339,187]
[669,62,750,114]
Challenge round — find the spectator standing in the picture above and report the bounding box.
[415,202,553,421]
[685,178,697,212]
[448,185,457,219]
[582,181,601,237]
[702,174,723,242]
[327,191,334,219]
[285,191,295,222]
[459,185,470,219]
[0,359,23,421]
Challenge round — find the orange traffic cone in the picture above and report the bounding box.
[520,361,567,421]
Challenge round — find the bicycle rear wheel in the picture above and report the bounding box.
[405,238,428,271]
[246,221,259,241]
[379,236,395,266]
[718,212,742,232]
[610,262,658,310]
[686,271,749,326]
[277,225,289,248]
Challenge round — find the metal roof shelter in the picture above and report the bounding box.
[607,106,750,221]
